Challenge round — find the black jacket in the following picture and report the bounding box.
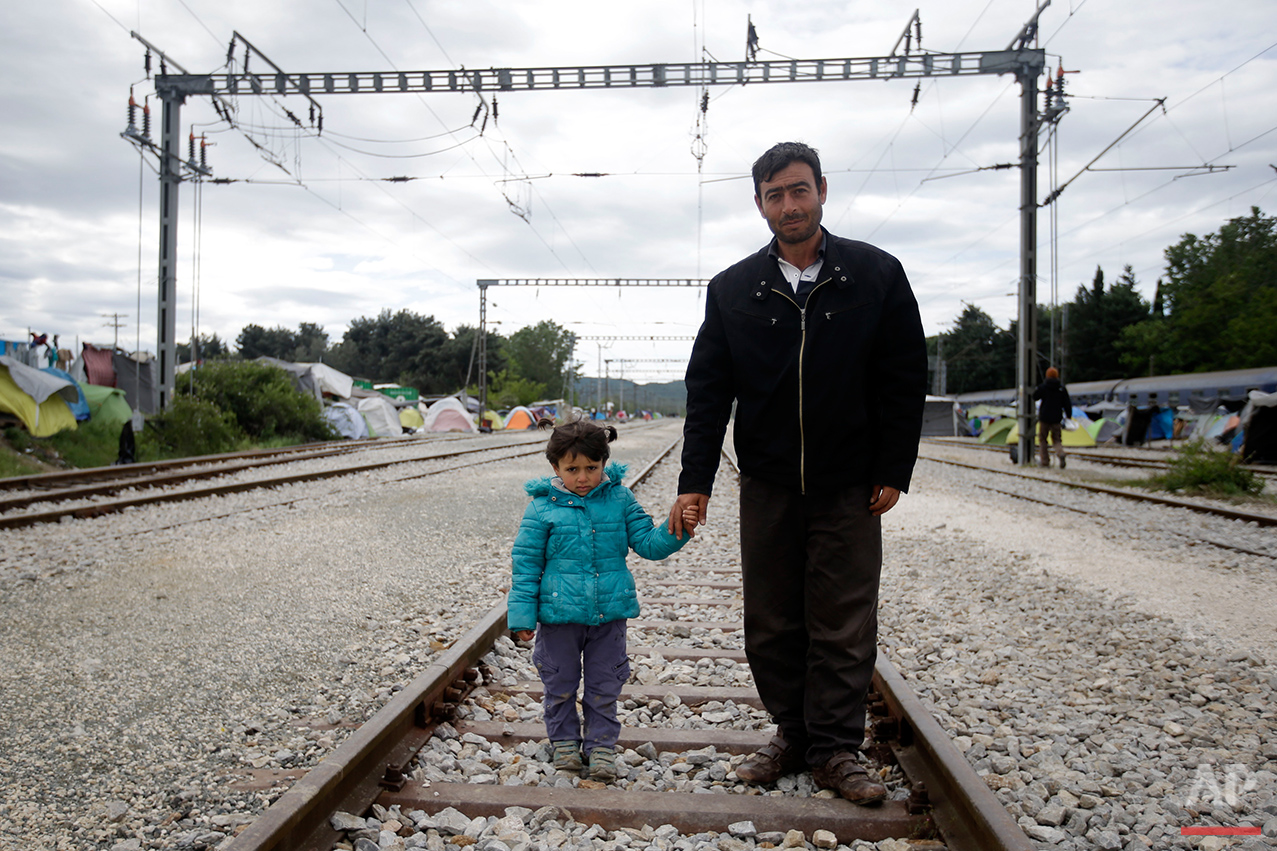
[678,229,927,496]
[1033,377,1072,425]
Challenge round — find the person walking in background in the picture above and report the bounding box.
[1033,367,1072,468]
[509,418,696,782]
[668,141,927,805]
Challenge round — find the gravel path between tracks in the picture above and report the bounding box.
[1,422,1276,851]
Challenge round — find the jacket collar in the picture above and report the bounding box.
[750,228,854,303]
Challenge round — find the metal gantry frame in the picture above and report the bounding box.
[476,279,704,416]
[139,11,1055,460]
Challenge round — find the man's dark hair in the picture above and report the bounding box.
[752,142,822,198]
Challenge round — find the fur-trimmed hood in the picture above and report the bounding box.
[523,461,628,499]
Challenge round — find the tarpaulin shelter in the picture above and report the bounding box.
[42,367,89,421]
[921,396,961,437]
[421,397,477,433]
[81,343,115,387]
[0,356,79,437]
[1239,390,1277,464]
[79,382,133,428]
[503,405,538,430]
[977,417,1017,445]
[323,402,369,439]
[112,351,158,413]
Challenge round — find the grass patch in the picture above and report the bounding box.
[1144,441,1267,499]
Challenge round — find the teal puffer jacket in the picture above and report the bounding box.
[508,462,687,631]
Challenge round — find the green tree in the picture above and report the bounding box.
[487,369,546,408]
[504,321,577,398]
[1063,265,1150,381]
[937,304,1016,394]
[177,333,229,364]
[326,309,449,391]
[236,324,299,360]
[178,360,334,442]
[1118,208,1277,374]
[291,322,329,362]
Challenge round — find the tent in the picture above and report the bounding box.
[921,396,959,437]
[0,356,79,437]
[398,406,425,430]
[356,394,403,437]
[1240,390,1277,464]
[482,410,504,429]
[79,382,132,427]
[421,397,477,433]
[42,366,89,421]
[323,402,369,439]
[1004,419,1097,447]
[1086,417,1123,444]
[977,417,1017,445]
[503,405,538,430]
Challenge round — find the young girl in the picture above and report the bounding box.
[509,418,696,782]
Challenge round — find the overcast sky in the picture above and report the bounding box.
[2,0,1274,382]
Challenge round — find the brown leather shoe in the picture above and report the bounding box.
[811,751,886,805]
[735,734,807,784]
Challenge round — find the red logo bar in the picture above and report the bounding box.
[1180,826,1262,836]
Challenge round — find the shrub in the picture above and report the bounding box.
[1146,440,1266,497]
[178,360,335,442]
[140,395,244,458]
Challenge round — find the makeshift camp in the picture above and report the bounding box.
[921,396,960,436]
[1240,390,1277,464]
[42,366,89,421]
[977,417,1017,445]
[0,356,79,437]
[399,406,425,430]
[356,394,402,437]
[324,402,369,439]
[1004,419,1097,447]
[482,410,504,429]
[503,405,538,430]
[1086,417,1123,444]
[79,382,132,427]
[421,397,477,433]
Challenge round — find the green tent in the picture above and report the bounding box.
[79,382,132,427]
[977,417,1017,445]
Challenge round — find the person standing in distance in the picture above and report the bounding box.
[1033,366,1072,468]
[668,141,927,805]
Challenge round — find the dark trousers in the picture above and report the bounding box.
[1038,420,1064,466]
[532,620,630,754]
[739,475,882,766]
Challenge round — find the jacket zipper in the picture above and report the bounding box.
[772,276,832,494]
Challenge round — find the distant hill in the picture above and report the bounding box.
[570,375,686,416]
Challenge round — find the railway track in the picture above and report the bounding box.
[922,436,1277,478]
[0,432,557,531]
[223,439,1033,851]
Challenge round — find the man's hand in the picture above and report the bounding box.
[669,493,709,539]
[869,485,901,516]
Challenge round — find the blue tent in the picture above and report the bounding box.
[41,366,89,421]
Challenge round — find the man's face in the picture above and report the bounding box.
[754,161,828,245]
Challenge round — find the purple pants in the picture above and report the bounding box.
[532,620,630,754]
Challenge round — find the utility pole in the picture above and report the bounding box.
[101,313,128,349]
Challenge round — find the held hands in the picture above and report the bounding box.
[514,629,535,643]
[669,493,709,539]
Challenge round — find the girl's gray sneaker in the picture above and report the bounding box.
[551,740,583,772]
[588,746,618,781]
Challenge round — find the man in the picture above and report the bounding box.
[1033,366,1072,468]
[668,142,926,805]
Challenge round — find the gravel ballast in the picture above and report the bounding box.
[1,424,1275,851]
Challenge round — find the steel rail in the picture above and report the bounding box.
[226,436,1032,851]
[0,440,546,530]
[921,437,1276,477]
[918,450,1277,527]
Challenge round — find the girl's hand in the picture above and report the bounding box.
[514,629,535,642]
[680,505,700,537]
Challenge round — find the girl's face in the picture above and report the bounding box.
[552,451,604,496]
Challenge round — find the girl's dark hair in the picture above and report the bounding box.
[538,416,618,465]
